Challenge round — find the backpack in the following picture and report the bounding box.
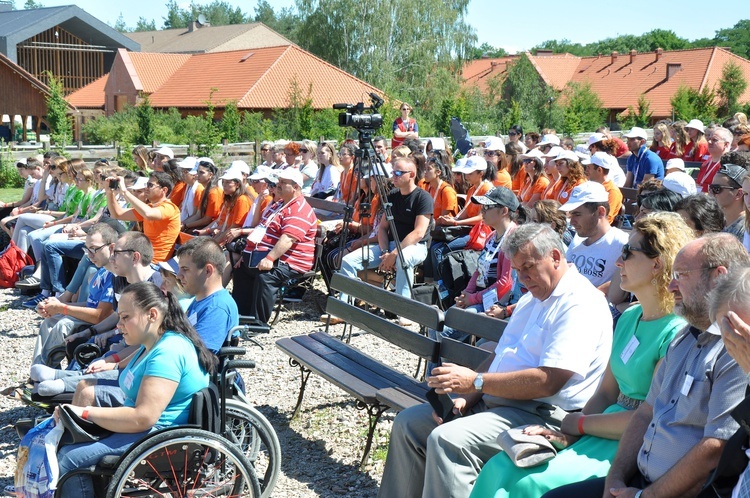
[0,241,33,288]
[436,249,479,310]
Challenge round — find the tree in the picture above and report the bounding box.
[561,82,605,135]
[499,54,558,132]
[163,0,249,29]
[221,100,241,143]
[671,85,717,123]
[252,1,301,41]
[468,42,507,60]
[24,0,43,8]
[136,94,155,145]
[618,94,653,129]
[717,61,748,118]
[114,13,129,32]
[163,0,185,29]
[713,20,750,60]
[45,73,72,149]
[135,17,157,32]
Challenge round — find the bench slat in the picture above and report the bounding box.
[330,274,443,329]
[439,338,491,370]
[326,298,440,362]
[376,385,430,412]
[444,307,507,343]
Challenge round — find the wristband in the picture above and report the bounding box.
[82,407,90,420]
[111,354,120,363]
[504,306,513,318]
[577,415,586,435]
[263,256,274,264]
[62,305,68,316]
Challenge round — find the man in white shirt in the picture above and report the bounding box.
[561,182,629,289]
[662,158,697,197]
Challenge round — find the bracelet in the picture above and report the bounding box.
[453,219,458,226]
[578,415,586,435]
[263,256,274,263]
[82,407,90,420]
[504,306,513,318]
[111,353,120,362]
[62,305,68,316]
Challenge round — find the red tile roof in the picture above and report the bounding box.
[528,53,582,91]
[147,45,383,110]
[65,72,107,109]
[125,51,191,93]
[461,56,517,94]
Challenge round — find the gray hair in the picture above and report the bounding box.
[713,127,733,150]
[699,232,750,271]
[709,264,750,323]
[502,222,565,259]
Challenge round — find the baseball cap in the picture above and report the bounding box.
[453,157,468,172]
[590,151,612,170]
[543,146,563,158]
[587,133,606,146]
[665,158,685,172]
[470,186,519,211]
[158,256,180,275]
[519,148,545,160]
[154,146,174,159]
[460,156,488,173]
[229,160,250,176]
[196,157,215,166]
[559,181,609,211]
[249,165,273,182]
[274,168,304,187]
[553,150,580,163]
[177,156,197,170]
[685,119,705,133]
[15,158,27,167]
[484,137,504,151]
[622,127,648,140]
[427,138,446,151]
[219,168,244,181]
[717,163,747,187]
[128,176,149,190]
[538,134,561,147]
[662,174,697,197]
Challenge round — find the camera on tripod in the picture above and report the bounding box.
[333,93,384,132]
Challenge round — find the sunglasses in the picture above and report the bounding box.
[709,184,739,194]
[392,170,411,177]
[300,149,309,153]
[49,165,57,171]
[508,132,518,136]
[484,151,498,157]
[481,204,501,212]
[522,158,534,164]
[146,182,160,189]
[621,243,653,261]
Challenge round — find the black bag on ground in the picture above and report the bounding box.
[437,249,479,310]
[430,225,471,243]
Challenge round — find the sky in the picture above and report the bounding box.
[36,0,749,53]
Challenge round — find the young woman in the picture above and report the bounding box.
[179,162,204,223]
[132,145,151,175]
[650,122,672,160]
[540,151,561,200]
[519,151,550,207]
[683,119,709,162]
[506,142,526,195]
[298,140,319,194]
[334,143,358,204]
[182,160,223,232]
[54,281,216,496]
[421,156,459,281]
[471,212,693,498]
[195,170,250,242]
[549,152,587,205]
[310,142,341,199]
[163,159,187,209]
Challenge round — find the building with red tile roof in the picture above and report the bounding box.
[462,47,750,123]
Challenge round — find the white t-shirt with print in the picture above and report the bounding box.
[566,226,629,287]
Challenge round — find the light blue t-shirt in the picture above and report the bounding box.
[120,332,209,427]
[86,268,114,309]
[185,288,239,352]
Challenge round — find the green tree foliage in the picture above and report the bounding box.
[23,0,43,8]
[252,0,301,41]
[671,85,717,123]
[713,20,750,59]
[468,42,508,60]
[561,82,605,135]
[221,101,241,143]
[135,17,157,32]
[136,94,155,145]
[499,54,559,132]
[162,0,247,29]
[617,94,654,129]
[717,61,748,118]
[534,29,690,56]
[114,13,128,32]
[45,74,72,149]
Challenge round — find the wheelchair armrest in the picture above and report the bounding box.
[224,359,256,371]
[217,347,246,358]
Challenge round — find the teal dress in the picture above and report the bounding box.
[469,305,685,498]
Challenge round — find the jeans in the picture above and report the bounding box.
[12,213,54,254]
[338,241,427,301]
[27,224,63,261]
[58,428,155,498]
[40,238,84,293]
[65,255,94,299]
[430,235,470,281]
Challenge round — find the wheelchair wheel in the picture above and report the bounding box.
[106,427,261,497]
[224,399,281,498]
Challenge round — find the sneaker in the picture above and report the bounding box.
[15,275,40,289]
[22,293,46,309]
[320,313,344,325]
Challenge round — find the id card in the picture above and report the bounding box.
[247,226,266,244]
[482,288,498,312]
[123,370,135,391]
[620,335,640,365]
[681,375,694,396]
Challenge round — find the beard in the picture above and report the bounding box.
[674,281,711,330]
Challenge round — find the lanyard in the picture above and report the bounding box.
[430,180,442,204]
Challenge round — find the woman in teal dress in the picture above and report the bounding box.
[470,212,695,498]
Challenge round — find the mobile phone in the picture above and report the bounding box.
[109,179,119,190]
[426,388,456,423]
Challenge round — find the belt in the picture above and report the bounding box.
[617,392,643,411]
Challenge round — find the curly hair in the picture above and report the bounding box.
[556,158,586,183]
[634,212,694,314]
[532,200,567,239]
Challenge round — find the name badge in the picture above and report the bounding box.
[248,226,266,244]
[620,335,640,365]
[681,375,694,396]
[188,312,198,326]
[123,370,135,391]
[482,288,498,312]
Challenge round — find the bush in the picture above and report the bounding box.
[0,149,24,188]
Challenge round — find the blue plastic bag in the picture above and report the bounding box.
[15,417,63,498]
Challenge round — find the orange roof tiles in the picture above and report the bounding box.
[147,45,383,110]
[66,73,107,109]
[125,51,191,93]
[528,53,582,91]
[461,56,517,93]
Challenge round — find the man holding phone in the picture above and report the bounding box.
[378,223,612,498]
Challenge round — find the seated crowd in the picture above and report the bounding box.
[4,110,750,496]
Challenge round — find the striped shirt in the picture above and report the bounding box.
[244,195,317,273]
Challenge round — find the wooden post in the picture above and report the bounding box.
[22,115,28,143]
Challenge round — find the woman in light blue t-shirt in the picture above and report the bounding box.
[54,281,217,497]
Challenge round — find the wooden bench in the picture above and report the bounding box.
[275,274,444,465]
[376,307,508,412]
[305,195,347,221]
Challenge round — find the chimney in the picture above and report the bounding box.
[655,47,663,62]
[611,51,618,64]
[188,21,199,32]
[629,49,637,64]
[667,63,682,80]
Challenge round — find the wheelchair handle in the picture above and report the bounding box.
[217,347,247,358]
[224,359,256,371]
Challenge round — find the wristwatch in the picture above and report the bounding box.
[473,373,484,392]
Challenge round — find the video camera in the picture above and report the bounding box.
[334,93,384,132]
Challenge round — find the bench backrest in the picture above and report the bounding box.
[620,187,639,216]
[305,196,347,215]
[439,307,508,369]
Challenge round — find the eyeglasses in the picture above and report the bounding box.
[400,107,410,111]
[49,165,57,171]
[75,177,88,182]
[338,153,351,157]
[672,266,717,281]
[146,182,160,189]
[708,184,739,194]
[300,149,309,153]
[112,249,135,256]
[391,170,411,177]
[481,204,501,212]
[484,151,498,157]
[508,132,518,136]
[84,244,109,255]
[621,243,653,261]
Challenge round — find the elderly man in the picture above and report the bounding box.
[378,223,612,498]
[546,233,750,498]
[623,127,664,188]
[232,168,317,324]
[696,126,734,193]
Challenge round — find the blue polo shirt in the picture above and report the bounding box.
[627,145,664,186]
[185,288,239,353]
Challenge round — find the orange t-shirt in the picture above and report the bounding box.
[603,180,623,225]
[425,181,458,220]
[337,168,357,204]
[191,182,205,209]
[170,181,187,208]
[493,169,512,189]
[462,181,492,220]
[542,177,561,200]
[204,186,224,220]
[520,176,550,204]
[216,194,252,231]
[134,199,180,263]
[512,168,527,194]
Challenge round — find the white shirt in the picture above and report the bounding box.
[487,265,612,410]
[602,153,626,187]
[180,182,200,221]
[566,227,629,287]
[310,164,341,197]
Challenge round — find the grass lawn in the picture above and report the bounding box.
[0,188,24,203]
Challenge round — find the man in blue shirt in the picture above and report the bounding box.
[623,127,664,188]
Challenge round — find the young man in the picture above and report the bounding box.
[696,127,733,193]
[708,163,746,241]
[583,152,623,224]
[623,127,664,188]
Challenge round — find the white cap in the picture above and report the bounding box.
[458,156,488,173]
[622,127,648,140]
[128,176,149,190]
[558,181,609,211]
[519,148,546,160]
[453,157,468,172]
[587,133,606,146]
[427,138,446,151]
[220,168,244,181]
[154,146,174,159]
[229,160,250,176]
[15,158,27,166]
[554,150,580,163]
[543,146,563,158]
[274,168,304,187]
[665,158,686,171]
[590,151,612,170]
[663,173,697,197]
[158,256,179,275]
[685,119,705,133]
[196,157,214,166]
[483,137,504,151]
[538,134,560,147]
[177,156,197,170]
[249,165,273,182]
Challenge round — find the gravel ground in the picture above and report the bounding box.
[0,280,422,497]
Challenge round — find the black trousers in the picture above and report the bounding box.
[232,257,300,324]
[542,473,721,498]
